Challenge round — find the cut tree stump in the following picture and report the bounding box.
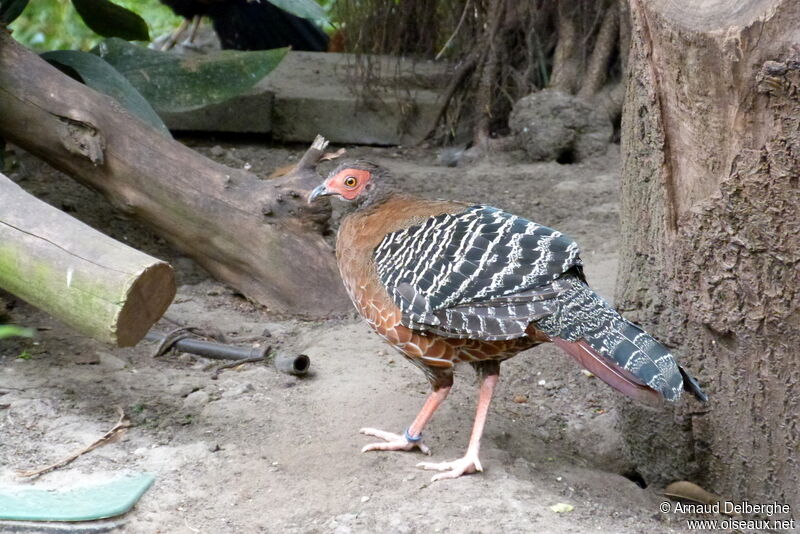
[618,0,799,512]
[0,173,175,346]
[0,31,350,319]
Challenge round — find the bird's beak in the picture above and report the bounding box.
[308,183,332,204]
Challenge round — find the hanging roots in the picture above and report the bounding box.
[333,0,627,144]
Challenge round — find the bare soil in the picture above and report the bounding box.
[0,140,689,533]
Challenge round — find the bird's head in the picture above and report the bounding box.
[308,160,390,206]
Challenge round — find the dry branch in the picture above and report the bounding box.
[0,173,175,346]
[0,32,349,318]
[17,407,131,479]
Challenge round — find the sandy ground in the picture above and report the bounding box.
[0,141,691,533]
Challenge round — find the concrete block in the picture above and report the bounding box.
[159,91,273,133]
[161,52,448,145]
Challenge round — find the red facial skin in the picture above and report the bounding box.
[325,168,372,200]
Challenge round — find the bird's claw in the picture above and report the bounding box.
[417,454,482,482]
[359,428,431,455]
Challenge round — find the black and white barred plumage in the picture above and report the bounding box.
[374,205,705,402]
[375,206,581,337]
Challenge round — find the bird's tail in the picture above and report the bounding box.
[535,276,707,405]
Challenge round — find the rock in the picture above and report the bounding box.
[97,351,126,370]
[437,145,466,167]
[183,390,211,409]
[509,89,612,163]
[222,382,254,398]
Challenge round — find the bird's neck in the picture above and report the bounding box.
[354,180,401,211]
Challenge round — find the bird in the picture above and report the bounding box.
[308,160,707,482]
[158,0,329,52]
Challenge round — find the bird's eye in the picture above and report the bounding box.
[343,176,358,188]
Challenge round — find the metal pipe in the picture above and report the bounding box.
[145,331,267,360]
[273,352,311,376]
[144,330,311,376]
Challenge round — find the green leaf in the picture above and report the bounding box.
[0,325,34,340]
[42,50,170,137]
[267,0,327,23]
[72,0,149,41]
[0,0,29,25]
[92,38,288,113]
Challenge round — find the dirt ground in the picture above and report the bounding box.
[1,139,692,533]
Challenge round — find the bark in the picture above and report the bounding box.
[618,0,799,513]
[0,173,175,346]
[618,0,631,79]
[473,0,507,145]
[578,1,619,99]
[0,31,350,319]
[548,1,581,93]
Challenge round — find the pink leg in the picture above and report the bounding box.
[185,15,202,45]
[417,373,498,481]
[360,385,451,455]
[161,18,190,51]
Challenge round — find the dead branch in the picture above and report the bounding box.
[0,33,349,318]
[17,407,130,479]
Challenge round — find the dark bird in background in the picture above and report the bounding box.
[309,161,708,481]
[158,0,329,51]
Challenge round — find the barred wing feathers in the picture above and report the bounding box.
[373,205,582,340]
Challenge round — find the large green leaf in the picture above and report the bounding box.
[0,0,29,24]
[92,38,289,113]
[0,325,34,340]
[268,0,327,23]
[42,50,170,137]
[72,0,149,41]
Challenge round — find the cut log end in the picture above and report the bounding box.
[116,262,176,347]
[1,173,177,348]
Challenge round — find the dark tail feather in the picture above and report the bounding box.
[679,365,709,402]
[552,338,663,407]
[537,276,707,404]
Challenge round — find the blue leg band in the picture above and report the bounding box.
[404,428,422,443]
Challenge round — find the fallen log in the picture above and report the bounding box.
[0,173,175,346]
[0,31,349,318]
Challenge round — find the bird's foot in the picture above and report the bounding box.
[179,39,202,51]
[417,453,482,482]
[359,428,431,455]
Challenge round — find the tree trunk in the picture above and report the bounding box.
[0,31,350,319]
[548,1,581,94]
[618,0,799,513]
[0,173,175,347]
[577,1,619,100]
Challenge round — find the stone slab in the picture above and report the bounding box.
[160,52,448,145]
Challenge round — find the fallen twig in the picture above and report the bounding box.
[17,407,131,479]
[211,356,267,380]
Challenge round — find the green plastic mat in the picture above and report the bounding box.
[0,473,154,522]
